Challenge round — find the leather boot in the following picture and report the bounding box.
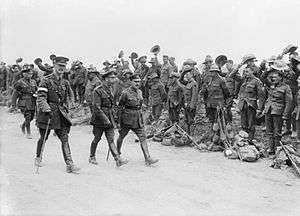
[34,157,44,167]
[115,155,128,167]
[140,141,159,166]
[20,123,25,134]
[66,164,80,173]
[88,156,98,165]
[26,125,32,139]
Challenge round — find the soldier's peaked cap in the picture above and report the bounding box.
[54,56,69,66]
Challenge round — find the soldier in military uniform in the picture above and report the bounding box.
[113,69,133,104]
[169,57,178,73]
[242,54,262,79]
[13,64,37,139]
[35,56,80,173]
[70,61,87,104]
[0,62,8,91]
[160,55,173,92]
[84,67,101,112]
[293,74,300,153]
[224,60,242,123]
[88,69,128,166]
[148,73,167,121]
[238,66,264,140]
[167,72,183,124]
[116,74,159,165]
[263,60,293,155]
[201,64,229,128]
[179,65,198,134]
[134,56,149,104]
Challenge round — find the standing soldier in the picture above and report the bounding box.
[116,75,159,165]
[201,64,229,129]
[14,64,37,139]
[35,56,80,173]
[238,67,264,140]
[263,60,293,155]
[167,72,183,124]
[179,65,198,134]
[148,73,167,122]
[293,74,300,153]
[169,57,178,73]
[84,66,101,112]
[70,61,87,104]
[88,69,128,166]
[160,55,173,92]
[201,55,213,79]
[134,56,149,104]
[224,60,242,123]
[0,62,7,91]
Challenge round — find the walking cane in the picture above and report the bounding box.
[35,118,51,174]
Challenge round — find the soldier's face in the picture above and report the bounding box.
[272,73,281,84]
[23,71,33,79]
[163,57,168,64]
[88,73,95,80]
[54,64,66,75]
[132,79,141,88]
[106,75,116,85]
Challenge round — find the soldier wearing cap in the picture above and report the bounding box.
[224,60,242,123]
[201,55,213,78]
[134,56,149,104]
[35,56,80,173]
[167,72,183,124]
[88,69,128,166]
[160,55,173,92]
[237,65,264,140]
[102,60,112,72]
[169,57,178,73]
[148,72,167,121]
[113,68,133,105]
[262,60,293,155]
[241,54,262,79]
[116,74,159,165]
[13,64,37,139]
[201,64,229,128]
[84,67,101,112]
[179,65,199,134]
[70,61,87,104]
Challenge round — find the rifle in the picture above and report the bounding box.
[279,141,300,176]
[174,123,205,151]
[146,124,174,139]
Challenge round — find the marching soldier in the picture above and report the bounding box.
[179,65,198,134]
[263,60,293,155]
[14,64,37,139]
[148,73,167,121]
[201,64,229,127]
[84,66,101,112]
[35,56,80,173]
[238,67,264,140]
[88,69,128,166]
[116,74,159,165]
[167,72,184,124]
[113,69,133,104]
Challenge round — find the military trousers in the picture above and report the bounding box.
[168,106,181,123]
[265,111,283,152]
[36,125,73,165]
[152,104,163,121]
[90,126,119,158]
[117,127,147,154]
[206,107,218,123]
[21,108,35,127]
[240,103,256,140]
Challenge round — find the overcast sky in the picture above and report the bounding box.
[1,0,299,68]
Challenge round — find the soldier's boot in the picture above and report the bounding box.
[268,138,276,155]
[140,141,159,166]
[108,142,128,167]
[115,156,128,167]
[66,164,81,173]
[26,125,32,139]
[116,138,123,155]
[20,122,25,134]
[34,157,44,167]
[88,156,98,165]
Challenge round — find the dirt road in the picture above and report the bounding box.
[1,107,299,216]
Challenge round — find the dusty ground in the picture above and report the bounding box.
[1,107,300,216]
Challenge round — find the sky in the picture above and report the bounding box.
[1,0,299,69]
